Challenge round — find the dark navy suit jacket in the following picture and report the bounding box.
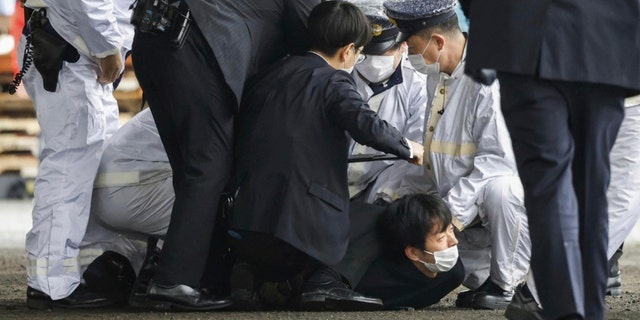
[230,53,411,266]
[184,0,321,106]
[466,0,640,93]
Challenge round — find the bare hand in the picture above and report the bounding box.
[408,140,424,166]
[98,53,123,84]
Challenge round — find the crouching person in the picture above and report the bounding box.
[226,1,423,311]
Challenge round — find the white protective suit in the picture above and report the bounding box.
[395,48,531,292]
[22,0,134,299]
[348,59,427,201]
[607,96,640,259]
[75,108,174,275]
[91,108,173,238]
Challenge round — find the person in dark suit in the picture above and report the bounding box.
[335,194,465,310]
[228,0,423,311]
[463,1,640,319]
[130,0,320,311]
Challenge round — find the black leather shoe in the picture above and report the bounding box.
[455,289,476,308]
[26,284,118,309]
[142,280,232,311]
[471,279,513,310]
[83,250,135,300]
[297,265,383,311]
[455,279,489,308]
[129,237,161,307]
[606,247,623,296]
[504,283,543,320]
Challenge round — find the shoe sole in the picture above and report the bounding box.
[297,295,383,311]
[472,296,512,310]
[129,295,233,311]
[607,287,622,296]
[27,297,119,310]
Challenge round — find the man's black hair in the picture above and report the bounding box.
[377,193,452,261]
[308,1,372,56]
[416,14,461,39]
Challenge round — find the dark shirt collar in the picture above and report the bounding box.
[367,64,404,96]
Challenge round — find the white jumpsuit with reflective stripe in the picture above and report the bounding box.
[91,108,173,238]
[607,96,640,259]
[79,108,173,274]
[395,50,531,292]
[348,60,427,201]
[22,0,133,300]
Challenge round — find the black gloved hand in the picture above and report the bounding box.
[466,68,497,86]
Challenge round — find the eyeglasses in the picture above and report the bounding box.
[356,54,367,64]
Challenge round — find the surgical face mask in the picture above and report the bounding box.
[419,245,458,273]
[408,37,442,75]
[355,54,396,83]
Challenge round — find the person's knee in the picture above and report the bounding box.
[484,176,522,202]
[481,176,525,217]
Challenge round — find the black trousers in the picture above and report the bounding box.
[498,73,625,320]
[228,230,318,284]
[132,21,235,287]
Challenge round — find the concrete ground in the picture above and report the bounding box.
[2,199,640,319]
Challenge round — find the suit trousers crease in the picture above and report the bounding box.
[132,22,235,287]
[498,73,624,320]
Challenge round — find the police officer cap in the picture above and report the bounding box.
[383,0,457,39]
[363,13,401,55]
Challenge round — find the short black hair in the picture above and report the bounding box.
[415,14,460,39]
[377,193,452,261]
[308,1,372,56]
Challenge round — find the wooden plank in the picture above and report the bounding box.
[0,93,33,113]
[0,154,39,177]
[0,134,38,154]
[0,118,40,135]
[0,89,143,115]
[114,88,144,114]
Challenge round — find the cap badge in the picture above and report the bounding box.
[371,24,383,36]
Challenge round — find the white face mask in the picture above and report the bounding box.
[408,37,442,75]
[355,54,396,83]
[419,245,458,273]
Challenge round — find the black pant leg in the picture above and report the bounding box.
[498,73,583,319]
[228,231,318,283]
[564,83,625,320]
[332,200,385,287]
[132,21,235,287]
[498,73,625,320]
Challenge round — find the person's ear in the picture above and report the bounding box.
[404,246,421,262]
[432,34,446,51]
[399,41,408,55]
[339,43,354,62]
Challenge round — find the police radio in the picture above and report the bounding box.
[130,0,172,33]
[130,0,191,48]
